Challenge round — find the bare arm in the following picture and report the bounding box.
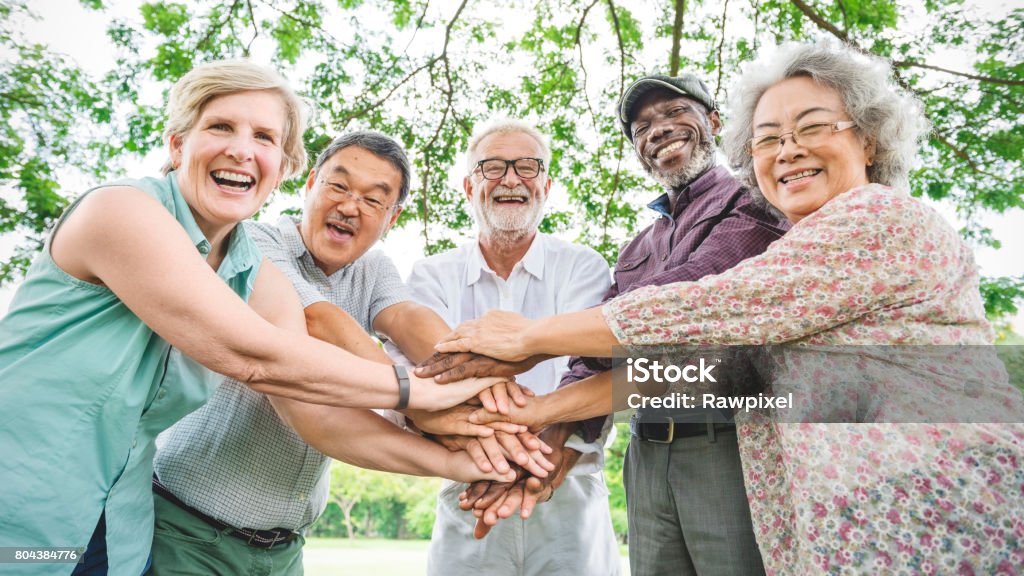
[304,301,393,364]
[51,186,494,410]
[373,300,450,365]
[435,308,619,362]
[244,277,512,482]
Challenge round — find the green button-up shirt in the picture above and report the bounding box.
[0,172,261,575]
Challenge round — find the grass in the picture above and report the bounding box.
[302,538,630,576]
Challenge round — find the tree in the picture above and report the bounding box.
[2,0,1021,316]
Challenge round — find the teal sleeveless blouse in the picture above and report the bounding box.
[0,172,261,575]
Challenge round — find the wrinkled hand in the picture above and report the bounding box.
[415,352,546,384]
[408,374,508,412]
[444,449,517,484]
[435,311,536,361]
[405,403,525,438]
[431,431,554,477]
[476,380,533,415]
[468,392,548,432]
[459,429,580,539]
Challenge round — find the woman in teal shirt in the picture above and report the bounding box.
[0,60,505,575]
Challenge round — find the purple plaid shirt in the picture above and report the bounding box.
[561,165,790,442]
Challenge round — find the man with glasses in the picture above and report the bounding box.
[397,120,619,575]
[149,131,503,574]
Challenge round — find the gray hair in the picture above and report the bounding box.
[721,41,928,208]
[312,130,412,205]
[465,119,552,176]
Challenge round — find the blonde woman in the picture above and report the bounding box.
[0,60,507,575]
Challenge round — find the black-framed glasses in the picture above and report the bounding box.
[748,120,857,157]
[319,177,397,217]
[475,157,545,181]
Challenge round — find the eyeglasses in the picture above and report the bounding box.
[319,178,397,217]
[748,121,857,157]
[475,158,545,181]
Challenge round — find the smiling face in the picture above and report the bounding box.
[170,90,287,240]
[752,76,874,223]
[299,146,403,276]
[629,89,721,189]
[464,131,551,243]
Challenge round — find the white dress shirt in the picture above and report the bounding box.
[389,232,613,473]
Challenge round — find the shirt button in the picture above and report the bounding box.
[297,492,307,500]
[158,389,167,399]
[661,254,668,261]
[132,439,137,448]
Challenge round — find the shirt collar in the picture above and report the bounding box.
[166,171,212,256]
[276,214,310,260]
[166,171,260,285]
[646,164,731,220]
[464,233,546,286]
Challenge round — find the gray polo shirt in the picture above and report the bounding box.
[153,215,410,530]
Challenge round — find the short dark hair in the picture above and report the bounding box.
[312,131,412,205]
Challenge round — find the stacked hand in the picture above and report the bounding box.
[410,348,577,535]
[458,424,580,538]
[405,370,555,480]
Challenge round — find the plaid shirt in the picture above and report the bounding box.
[561,165,790,441]
[153,215,411,531]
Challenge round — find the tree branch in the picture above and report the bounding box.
[932,131,1003,181]
[605,0,626,102]
[669,0,685,76]
[574,0,600,126]
[714,0,729,100]
[244,0,259,55]
[790,0,851,43]
[893,60,1024,87]
[195,0,242,53]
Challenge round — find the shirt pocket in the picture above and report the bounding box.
[613,251,652,292]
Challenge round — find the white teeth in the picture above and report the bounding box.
[656,141,685,159]
[212,170,254,185]
[781,169,820,183]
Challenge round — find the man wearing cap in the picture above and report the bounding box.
[464,75,789,575]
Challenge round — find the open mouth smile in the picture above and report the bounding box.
[210,170,255,193]
[492,192,529,204]
[779,169,822,184]
[651,131,696,161]
[326,219,357,241]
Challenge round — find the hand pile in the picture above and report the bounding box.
[408,351,579,539]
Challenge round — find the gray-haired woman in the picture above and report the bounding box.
[438,41,1024,573]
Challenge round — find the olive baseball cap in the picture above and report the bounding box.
[618,73,717,142]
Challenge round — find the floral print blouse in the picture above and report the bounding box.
[604,184,1024,574]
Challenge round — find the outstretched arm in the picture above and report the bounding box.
[251,283,514,483]
[51,186,495,411]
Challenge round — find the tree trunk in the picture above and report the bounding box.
[669,0,686,76]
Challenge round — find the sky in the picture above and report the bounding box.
[2,0,1022,329]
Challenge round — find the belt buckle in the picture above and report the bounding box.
[645,416,674,444]
[267,530,282,550]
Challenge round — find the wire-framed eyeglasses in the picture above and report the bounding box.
[319,177,397,216]
[748,120,857,157]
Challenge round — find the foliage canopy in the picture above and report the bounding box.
[2,0,1021,316]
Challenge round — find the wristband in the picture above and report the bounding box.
[394,364,410,410]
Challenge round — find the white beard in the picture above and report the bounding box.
[650,137,716,190]
[471,184,545,245]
